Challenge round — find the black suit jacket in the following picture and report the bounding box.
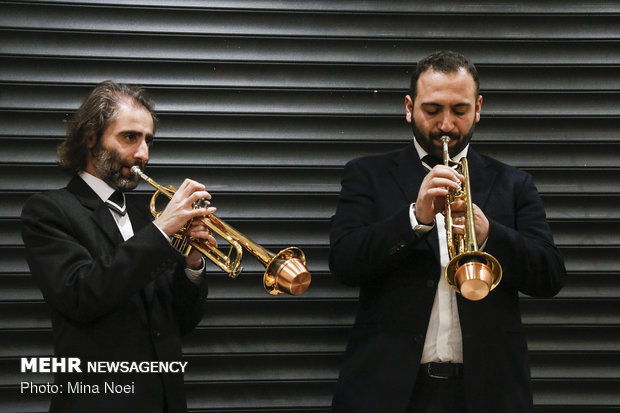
[329,143,566,413]
[21,176,208,413]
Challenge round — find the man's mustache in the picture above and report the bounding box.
[430,131,460,141]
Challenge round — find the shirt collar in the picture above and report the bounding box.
[79,171,116,202]
[413,137,469,163]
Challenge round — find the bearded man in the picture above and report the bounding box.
[21,80,216,413]
[329,51,566,413]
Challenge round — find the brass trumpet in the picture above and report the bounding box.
[441,136,502,301]
[131,167,311,296]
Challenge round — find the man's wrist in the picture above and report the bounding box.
[413,203,434,226]
[185,257,206,285]
[152,222,172,243]
[410,203,435,236]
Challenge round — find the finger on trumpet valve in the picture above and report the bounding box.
[192,198,211,209]
[451,215,466,234]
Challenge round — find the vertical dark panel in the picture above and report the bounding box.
[0,1,619,411]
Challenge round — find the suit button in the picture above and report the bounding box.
[425,279,436,288]
[154,330,161,337]
[389,241,408,255]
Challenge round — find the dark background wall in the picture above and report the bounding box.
[1,1,619,412]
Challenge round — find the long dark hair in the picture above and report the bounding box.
[57,80,157,174]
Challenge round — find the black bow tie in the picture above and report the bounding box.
[421,155,443,170]
[105,191,126,216]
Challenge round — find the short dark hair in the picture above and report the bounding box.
[408,50,480,101]
[57,80,157,174]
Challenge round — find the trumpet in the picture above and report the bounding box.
[131,166,311,296]
[441,136,502,301]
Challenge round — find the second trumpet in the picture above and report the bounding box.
[131,166,311,296]
[441,136,502,301]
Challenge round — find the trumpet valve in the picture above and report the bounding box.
[192,198,211,209]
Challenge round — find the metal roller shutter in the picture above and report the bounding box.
[1,1,619,411]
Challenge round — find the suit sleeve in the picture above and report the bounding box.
[329,159,424,286]
[171,263,209,335]
[21,192,187,323]
[485,172,566,297]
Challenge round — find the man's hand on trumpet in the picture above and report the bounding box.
[414,165,463,225]
[184,217,218,269]
[414,165,489,244]
[153,178,217,268]
[448,199,490,245]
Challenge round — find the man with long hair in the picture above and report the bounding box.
[21,80,215,413]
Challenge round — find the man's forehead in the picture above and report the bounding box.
[116,96,148,113]
[418,68,474,86]
[415,68,477,101]
[107,99,154,136]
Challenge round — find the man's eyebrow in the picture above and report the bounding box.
[120,129,148,136]
[420,102,471,108]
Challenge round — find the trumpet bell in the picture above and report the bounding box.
[263,247,311,296]
[446,251,502,301]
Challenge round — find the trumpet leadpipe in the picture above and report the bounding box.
[131,166,209,207]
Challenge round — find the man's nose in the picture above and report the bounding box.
[134,138,149,162]
[438,113,455,132]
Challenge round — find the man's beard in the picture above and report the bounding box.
[90,143,144,191]
[412,118,476,159]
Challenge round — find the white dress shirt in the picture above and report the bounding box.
[79,171,204,283]
[409,139,468,363]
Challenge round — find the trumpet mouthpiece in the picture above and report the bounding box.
[130,166,142,175]
[440,135,451,144]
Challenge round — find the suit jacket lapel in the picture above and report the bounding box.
[466,147,498,211]
[389,142,441,263]
[67,176,154,322]
[66,176,124,246]
[390,142,426,204]
[126,194,151,231]
[126,195,157,307]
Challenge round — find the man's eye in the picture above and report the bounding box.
[426,110,438,115]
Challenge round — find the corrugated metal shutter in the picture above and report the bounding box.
[1,1,619,411]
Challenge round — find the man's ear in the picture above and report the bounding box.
[405,95,414,124]
[86,134,97,149]
[475,95,483,123]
